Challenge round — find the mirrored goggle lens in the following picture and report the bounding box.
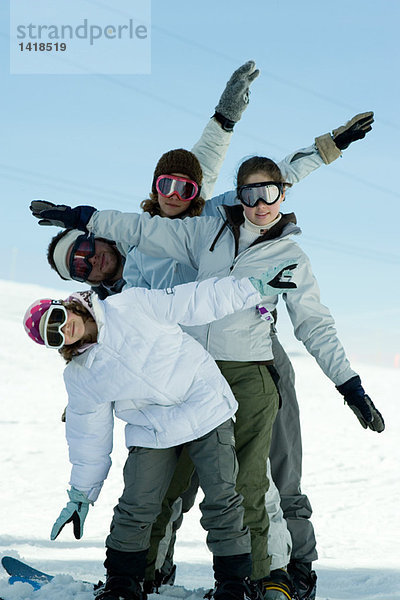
[156,176,198,201]
[71,257,93,282]
[70,235,95,282]
[239,183,282,207]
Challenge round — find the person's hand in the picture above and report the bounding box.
[336,375,385,432]
[30,200,96,231]
[249,261,297,296]
[214,60,260,131]
[315,111,374,164]
[332,112,374,150]
[51,487,92,540]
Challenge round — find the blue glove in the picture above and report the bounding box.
[336,375,385,433]
[30,200,96,231]
[249,261,297,296]
[51,487,92,540]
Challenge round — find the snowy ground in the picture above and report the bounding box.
[0,279,399,600]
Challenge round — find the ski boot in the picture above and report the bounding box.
[143,563,176,594]
[287,562,317,600]
[211,577,254,600]
[256,568,293,600]
[95,575,145,600]
[155,563,176,586]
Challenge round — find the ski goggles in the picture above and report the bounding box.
[237,181,285,207]
[42,301,68,349]
[155,175,199,202]
[68,233,96,282]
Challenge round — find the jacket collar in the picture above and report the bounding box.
[216,205,298,256]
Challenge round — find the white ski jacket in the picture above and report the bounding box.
[64,276,261,501]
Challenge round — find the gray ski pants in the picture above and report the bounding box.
[106,419,251,560]
[270,331,318,563]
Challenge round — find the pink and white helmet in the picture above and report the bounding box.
[23,298,54,345]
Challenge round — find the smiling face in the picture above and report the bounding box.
[61,310,86,346]
[241,171,285,227]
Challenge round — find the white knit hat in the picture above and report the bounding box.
[53,230,82,280]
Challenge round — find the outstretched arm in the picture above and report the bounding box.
[125,262,297,328]
[283,249,384,433]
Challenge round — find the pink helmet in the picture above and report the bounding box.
[23,299,53,345]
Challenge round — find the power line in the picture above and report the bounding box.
[0,164,143,207]
[302,235,400,265]
[40,1,400,131]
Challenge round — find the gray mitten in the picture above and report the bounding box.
[214,60,260,130]
[315,112,374,164]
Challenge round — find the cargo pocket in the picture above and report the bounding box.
[217,423,239,484]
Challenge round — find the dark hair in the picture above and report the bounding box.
[47,229,73,279]
[236,156,293,189]
[140,192,205,218]
[58,300,96,363]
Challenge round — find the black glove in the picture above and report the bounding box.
[30,200,96,231]
[332,112,374,150]
[315,111,374,164]
[336,375,385,432]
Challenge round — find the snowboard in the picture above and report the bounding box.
[1,556,53,590]
[1,556,102,594]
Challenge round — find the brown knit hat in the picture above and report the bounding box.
[152,148,203,196]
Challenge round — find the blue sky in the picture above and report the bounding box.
[1,0,399,365]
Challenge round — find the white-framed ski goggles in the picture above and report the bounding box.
[42,301,68,349]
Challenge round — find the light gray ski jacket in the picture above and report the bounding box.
[87,208,356,387]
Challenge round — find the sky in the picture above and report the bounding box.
[1,279,400,599]
[0,0,399,366]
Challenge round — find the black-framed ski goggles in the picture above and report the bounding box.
[156,175,200,202]
[43,301,68,349]
[237,181,286,207]
[68,233,96,283]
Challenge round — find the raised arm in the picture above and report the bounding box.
[202,112,374,215]
[191,60,259,200]
[281,111,374,184]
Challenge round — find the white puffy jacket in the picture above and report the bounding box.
[63,276,261,501]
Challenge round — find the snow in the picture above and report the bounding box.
[0,278,399,600]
